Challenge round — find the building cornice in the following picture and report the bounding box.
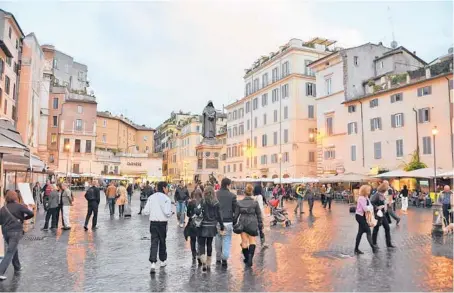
[315,89,345,101]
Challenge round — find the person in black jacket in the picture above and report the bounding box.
[138,181,153,215]
[198,186,224,272]
[175,181,189,227]
[0,190,34,280]
[185,189,203,263]
[371,183,395,249]
[234,184,263,267]
[84,180,101,231]
[215,178,237,267]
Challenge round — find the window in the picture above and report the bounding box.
[3,99,7,115]
[49,154,55,163]
[233,127,238,136]
[75,139,81,153]
[4,76,10,94]
[272,88,279,103]
[253,156,257,167]
[325,78,332,95]
[306,82,316,97]
[391,113,404,128]
[369,99,379,108]
[53,58,58,69]
[103,119,107,127]
[239,108,244,118]
[228,113,232,121]
[396,139,403,157]
[261,155,268,165]
[227,165,231,173]
[309,151,315,162]
[348,105,356,113]
[282,61,289,77]
[370,117,382,131]
[254,117,258,128]
[272,67,279,82]
[271,154,278,164]
[284,106,288,119]
[227,147,231,158]
[52,116,58,127]
[102,134,106,143]
[374,142,382,159]
[11,105,16,121]
[281,84,289,98]
[273,132,278,145]
[254,136,257,148]
[324,149,335,160]
[75,119,83,131]
[390,93,403,103]
[305,60,314,76]
[233,164,237,172]
[263,114,267,125]
[309,128,316,142]
[51,134,57,144]
[347,122,358,135]
[261,94,268,107]
[73,164,80,174]
[245,82,251,96]
[262,134,267,147]
[326,117,333,136]
[418,108,430,123]
[253,97,259,110]
[245,101,251,113]
[262,73,269,88]
[12,83,15,100]
[308,105,314,119]
[247,138,251,148]
[239,124,244,135]
[8,27,12,39]
[233,110,237,120]
[239,163,242,172]
[284,129,288,143]
[417,86,432,97]
[86,140,92,153]
[283,152,289,162]
[274,110,278,122]
[354,56,359,66]
[253,78,259,92]
[351,145,357,161]
[246,119,250,131]
[422,136,432,154]
[53,97,59,109]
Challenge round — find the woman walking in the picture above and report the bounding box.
[371,183,395,249]
[198,186,224,271]
[399,185,409,214]
[354,185,377,254]
[234,184,263,267]
[0,190,34,280]
[116,182,128,217]
[185,189,203,263]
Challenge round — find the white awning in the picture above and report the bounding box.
[374,169,410,178]
[404,168,447,179]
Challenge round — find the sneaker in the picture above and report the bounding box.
[160,261,167,267]
[150,263,156,274]
[354,249,364,255]
[41,227,49,231]
[179,223,184,228]
[0,275,6,281]
[83,226,88,231]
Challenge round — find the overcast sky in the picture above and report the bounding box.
[3,1,452,128]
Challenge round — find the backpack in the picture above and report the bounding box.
[85,188,96,201]
[190,203,203,228]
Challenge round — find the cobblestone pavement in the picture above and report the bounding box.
[0,191,452,292]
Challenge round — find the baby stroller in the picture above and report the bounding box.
[269,198,291,227]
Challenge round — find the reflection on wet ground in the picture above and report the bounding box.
[0,192,452,292]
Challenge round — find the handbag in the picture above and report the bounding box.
[377,209,384,218]
[233,214,243,234]
[190,204,203,228]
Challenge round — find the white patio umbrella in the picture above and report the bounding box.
[404,168,447,178]
[437,170,454,178]
[374,169,410,178]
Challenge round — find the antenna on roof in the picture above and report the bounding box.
[388,6,398,49]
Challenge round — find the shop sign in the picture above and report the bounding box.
[127,162,142,167]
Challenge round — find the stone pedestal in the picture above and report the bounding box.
[431,203,444,237]
[195,139,223,184]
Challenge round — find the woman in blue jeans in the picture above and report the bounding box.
[0,190,34,280]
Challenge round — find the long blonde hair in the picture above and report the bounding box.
[359,185,371,198]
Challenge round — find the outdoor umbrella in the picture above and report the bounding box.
[374,169,410,178]
[404,168,447,179]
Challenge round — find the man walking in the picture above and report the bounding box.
[84,181,101,231]
[61,183,73,230]
[175,181,189,228]
[215,178,237,267]
[41,185,60,231]
[294,184,305,214]
[144,181,173,274]
[324,183,333,209]
[438,185,453,225]
[105,182,117,216]
[306,184,315,214]
[41,179,52,210]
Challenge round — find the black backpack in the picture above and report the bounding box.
[85,188,96,201]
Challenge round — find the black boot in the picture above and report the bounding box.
[247,245,256,267]
[242,248,249,264]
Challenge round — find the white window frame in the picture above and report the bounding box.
[396,139,404,158]
[325,78,332,95]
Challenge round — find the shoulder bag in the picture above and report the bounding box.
[233,214,243,234]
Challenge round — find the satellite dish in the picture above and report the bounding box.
[391,41,398,49]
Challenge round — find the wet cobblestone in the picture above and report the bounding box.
[0,191,452,292]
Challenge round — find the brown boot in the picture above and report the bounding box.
[200,254,207,272]
[206,256,212,270]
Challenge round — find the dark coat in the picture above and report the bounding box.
[175,186,189,202]
[234,196,263,236]
[216,188,237,222]
[199,200,224,238]
[184,199,202,239]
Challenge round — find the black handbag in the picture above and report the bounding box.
[233,214,243,234]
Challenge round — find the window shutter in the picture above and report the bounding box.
[369,100,373,107]
[417,88,422,97]
[418,109,423,123]
[348,123,351,134]
[391,95,395,103]
[370,119,374,131]
[313,84,316,97]
[391,115,396,128]
[427,86,432,95]
[306,83,309,96]
[378,118,382,130]
[401,113,404,126]
[427,109,430,122]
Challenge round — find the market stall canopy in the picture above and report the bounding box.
[374,169,410,178]
[273,177,319,184]
[437,170,454,178]
[404,168,447,179]
[319,172,376,183]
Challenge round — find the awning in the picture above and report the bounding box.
[404,168,447,179]
[374,169,410,178]
[437,170,454,178]
[319,172,376,183]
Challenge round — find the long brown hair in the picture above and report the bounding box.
[203,186,218,205]
[245,184,253,196]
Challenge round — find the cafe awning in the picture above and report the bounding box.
[319,172,376,183]
[404,168,447,179]
[374,169,410,178]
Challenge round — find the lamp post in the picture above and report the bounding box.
[432,126,438,193]
[431,126,443,236]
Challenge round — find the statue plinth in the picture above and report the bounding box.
[194,141,223,184]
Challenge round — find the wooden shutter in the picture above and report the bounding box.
[370,119,374,131]
[391,95,395,103]
[401,113,404,127]
[417,88,422,97]
[418,109,423,123]
[391,115,396,128]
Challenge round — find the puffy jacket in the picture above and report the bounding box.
[216,188,237,222]
[234,196,263,235]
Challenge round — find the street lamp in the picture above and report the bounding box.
[432,126,438,193]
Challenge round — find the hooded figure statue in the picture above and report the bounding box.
[202,101,217,139]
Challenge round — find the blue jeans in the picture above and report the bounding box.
[294,197,303,213]
[108,198,116,215]
[0,231,22,275]
[176,201,186,224]
[215,222,233,261]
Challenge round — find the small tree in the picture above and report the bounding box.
[403,150,427,171]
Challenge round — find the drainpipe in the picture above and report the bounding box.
[412,108,420,158]
[359,101,365,167]
[445,77,454,168]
